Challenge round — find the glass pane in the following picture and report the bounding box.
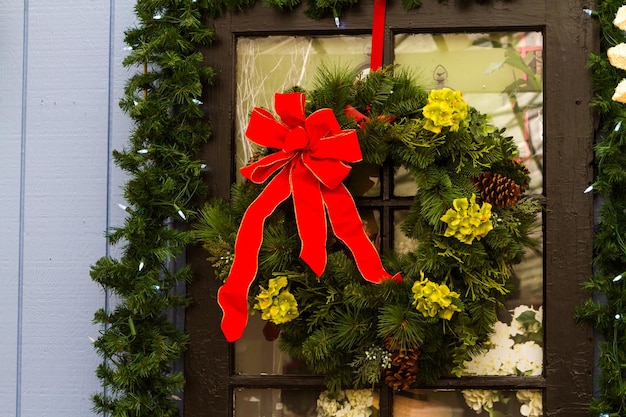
[234,388,322,417]
[236,35,371,173]
[235,314,313,375]
[394,210,416,254]
[235,389,382,417]
[393,33,544,366]
[391,389,543,417]
[393,32,543,195]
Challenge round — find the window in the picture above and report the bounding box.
[186,2,594,416]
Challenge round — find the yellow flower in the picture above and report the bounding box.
[253,276,299,324]
[440,194,493,244]
[412,271,461,320]
[422,88,469,133]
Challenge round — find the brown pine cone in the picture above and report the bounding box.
[382,345,420,391]
[473,172,522,209]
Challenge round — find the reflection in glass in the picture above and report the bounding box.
[394,31,544,319]
[394,210,416,254]
[236,35,371,173]
[234,389,543,417]
[394,32,543,195]
[234,388,321,417]
[390,389,543,417]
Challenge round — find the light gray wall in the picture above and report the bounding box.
[0,1,134,416]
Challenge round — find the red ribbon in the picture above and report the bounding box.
[218,92,401,342]
[370,0,387,70]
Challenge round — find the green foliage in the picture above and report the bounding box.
[196,66,540,392]
[91,1,212,415]
[575,2,626,416]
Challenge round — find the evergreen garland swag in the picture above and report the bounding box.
[576,2,626,417]
[196,66,541,393]
[90,1,214,416]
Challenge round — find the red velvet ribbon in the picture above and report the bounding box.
[370,0,387,70]
[218,92,401,342]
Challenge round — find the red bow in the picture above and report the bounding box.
[217,92,401,342]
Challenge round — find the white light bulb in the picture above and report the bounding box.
[192,98,203,105]
[613,274,623,282]
[177,210,186,220]
[118,203,128,211]
[583,185,594,194]
[139,261,145,271]
[137,149,148,154]
[615,121,622,132]
[615,313,622,320]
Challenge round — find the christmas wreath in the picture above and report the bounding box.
[196,65,540,393]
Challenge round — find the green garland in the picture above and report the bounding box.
[90,1,213,416]
[196,66,541,393]
[576,2,626,417]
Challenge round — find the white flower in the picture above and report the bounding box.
[613,79,626,103]
[462,390,502,414]
[317,390,373,417]
[608,43,626,71]
[513,342,543,375]
[517,390,543,417]
[614,5,626,31]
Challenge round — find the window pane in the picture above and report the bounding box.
[234,388,322,417]
[236,35,371,173]
[393,32,543,195]
[393,33,544,363]
[391,389,543,417]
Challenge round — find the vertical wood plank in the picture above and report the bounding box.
[18,2,111,416]
[0,2,25,416]
[544,0,596,415]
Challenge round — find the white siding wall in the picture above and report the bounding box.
[0,1,134,416]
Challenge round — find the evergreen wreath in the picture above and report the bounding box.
[196,65,541,393]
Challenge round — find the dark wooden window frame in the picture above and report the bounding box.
[186,1,596,416]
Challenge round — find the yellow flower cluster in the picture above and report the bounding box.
[412,272,461,320]
[422,88,469,134]
[440,194,493,244]
[253,276,299,324]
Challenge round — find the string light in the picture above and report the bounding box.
[174,205,186,220]
[583,8,598,17]
[118,203,128,212]
[584,185,594,193]
[615,313,622,320]
[615,121,622,132]
[333,9,341,28]
[613,274,623,283]
[123,46,133,51]
[137,149,148,154]
[138,261,145,271]
[192,98,203,105]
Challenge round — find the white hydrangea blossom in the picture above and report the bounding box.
[462,305,543,376]
[462,390,502,414]
[517,390,543,417]
[317,390,373,417]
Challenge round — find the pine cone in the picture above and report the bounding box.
[382,345,419,391]
[473,172,521,209]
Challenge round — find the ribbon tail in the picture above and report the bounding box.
[291,162,327,277]
[217,169,292,342]
[323,184,400,283]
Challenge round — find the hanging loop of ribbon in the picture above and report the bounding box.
[217,92,401,342]
[370,0,387,71]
